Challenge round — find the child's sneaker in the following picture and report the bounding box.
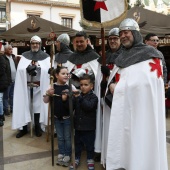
[56,154,64,166]
[69,158,80,170]
[62,155,70,167]
[87,159,95,170]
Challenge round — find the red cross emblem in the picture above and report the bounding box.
[115,73,120,82]
[94,0,108,11]
[149,58,162,78]
[107,64,114,70]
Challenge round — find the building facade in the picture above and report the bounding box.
[0,0,6,34]
[3,0,81,33]
[129,0,170,14]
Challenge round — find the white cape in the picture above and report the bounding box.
[101,65,119,166]
[94,63,103,153]
[66,59,99,78]
[106,59,168,170]
[12,56,50,129]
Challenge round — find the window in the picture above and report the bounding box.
[27,14,40,18]
[25,10,43,18]
[0,8,6,23]
[61,18,72,28]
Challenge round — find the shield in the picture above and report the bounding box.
[80,0,128,28]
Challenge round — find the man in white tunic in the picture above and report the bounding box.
[66,31,99,88]
[12,35,50,138]
[96,28,123,164]
[106,18,168,170]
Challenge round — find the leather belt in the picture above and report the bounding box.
[27,81,40,86]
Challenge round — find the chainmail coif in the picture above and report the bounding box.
[115,30,162,68]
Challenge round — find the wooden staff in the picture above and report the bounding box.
[101,27,106,67]
[46,32,56,166]
[101,27,106,97]
[46,43,55,142]
[68,77,76,169]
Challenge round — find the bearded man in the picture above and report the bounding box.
[105,18,168,170]
[12,35,50,138]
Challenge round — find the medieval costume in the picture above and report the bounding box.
[67,44,99,88]
[12,35,50,138]
[54,33,72,68]
[96,28,123,161]
[106,18,168,170]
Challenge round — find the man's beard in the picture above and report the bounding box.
[31,48,39,52]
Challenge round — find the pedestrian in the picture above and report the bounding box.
[69,74,98,170]
[145,33,167,84]
[106,18,168,170]
[48,33,73,82]
[3,44,17,116]
[97,27,123,165]
[43,66,76,167]
[54,33,72,68]
[0,50,11,126]
[66,31,99,89]
[12,35,50,138]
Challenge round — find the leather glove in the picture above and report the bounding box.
[101,66,110,77]
[100,80,107,91]
[48,67,54,75]
[26,65,37,76]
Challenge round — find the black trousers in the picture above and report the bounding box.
[75,130,95,160]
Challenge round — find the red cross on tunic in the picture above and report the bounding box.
[107,64,114,70]
[94,0,108,11]
[71,64,88,74]
[76,64,82,69]
[115,73,120,83]
[149,58,162,78]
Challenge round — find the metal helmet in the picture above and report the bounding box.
[30,35,41,43]
[72,68,86,78]
[119,18,140,32]
[57,33,70,46]
[108,28,119,37]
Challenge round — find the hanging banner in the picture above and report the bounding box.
[80,0,128,28]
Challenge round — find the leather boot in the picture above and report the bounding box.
[2,114,5,121]
[0,115,4,127]
[16,125,28,138]
[34,113,42,137]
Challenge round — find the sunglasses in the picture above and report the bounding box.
[149,39,159,42]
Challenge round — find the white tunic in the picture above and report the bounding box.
[106,59,168,170]
[101,65,119,166]
[94,63,103,153]
[66,59,99,78]
[12,56,50,130]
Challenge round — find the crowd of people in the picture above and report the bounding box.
[0,18,168,170]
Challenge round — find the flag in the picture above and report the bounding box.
[80,0,128,28]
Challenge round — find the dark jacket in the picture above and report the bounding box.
[73,90,98,131]
[53,84,70,118]
[0,55,11,92]
[3,54,17,83]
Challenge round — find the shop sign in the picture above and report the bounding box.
[10,41,26,47]
[44,40,56,46]
[159,37,170,46]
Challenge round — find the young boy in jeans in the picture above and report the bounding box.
[69,74,98,170]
